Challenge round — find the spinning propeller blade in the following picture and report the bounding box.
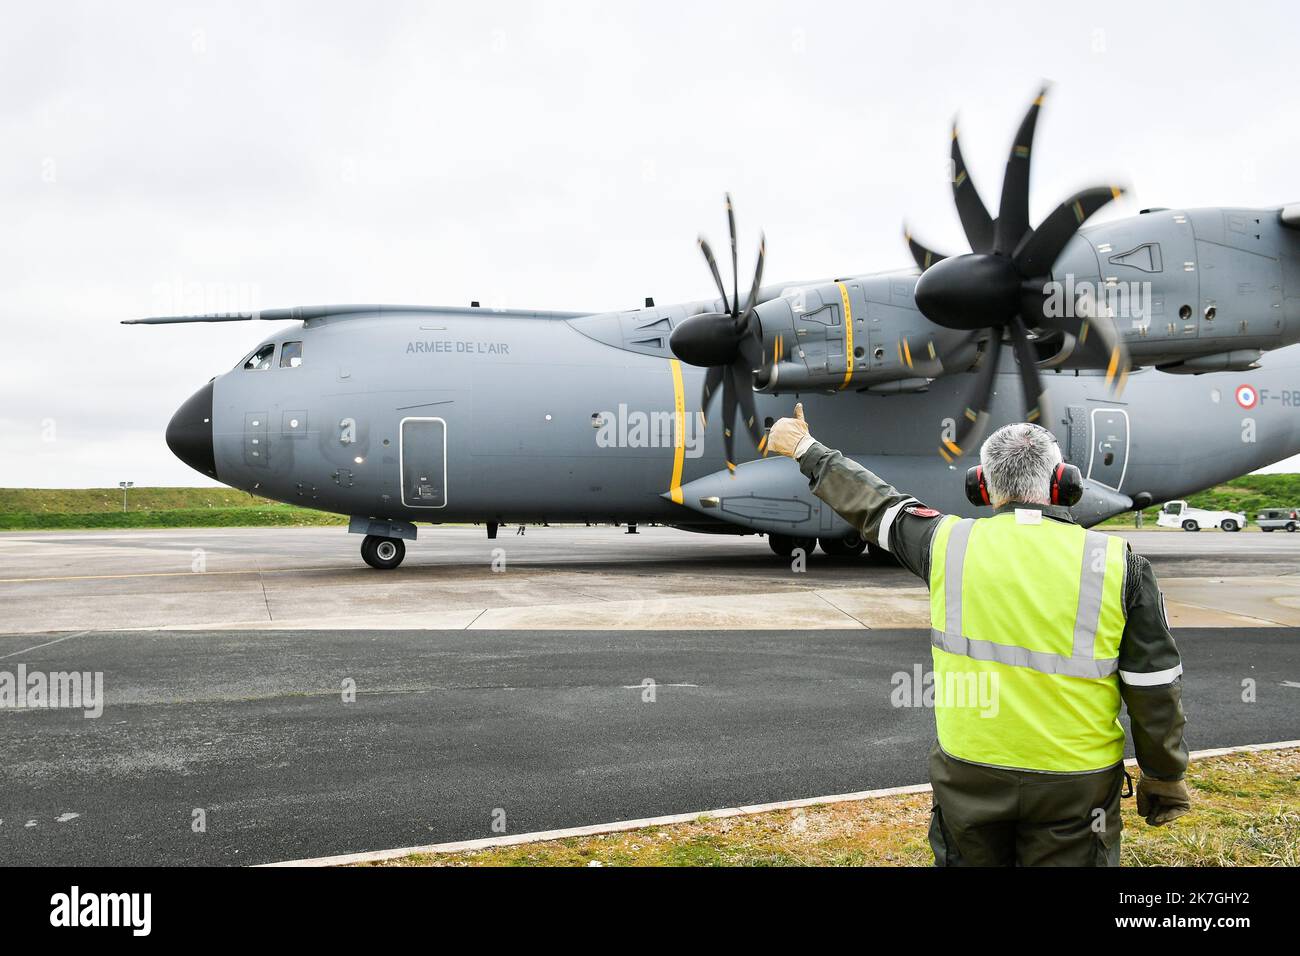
[907,88,1131,458]
[669,195,768,475]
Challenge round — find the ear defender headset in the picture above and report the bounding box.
[965,462,1083,508]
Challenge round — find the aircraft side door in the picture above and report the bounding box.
[400,417,447,508]
[1087,407,1129,491]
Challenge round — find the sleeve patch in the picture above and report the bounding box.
[904,505,942,519]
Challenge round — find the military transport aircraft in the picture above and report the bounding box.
[129,91,1300,569]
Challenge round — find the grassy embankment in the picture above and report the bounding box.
[369,747,1299,867]
[0,487,346,530]
[1100,473,1300,528]
[2,473,1298,531]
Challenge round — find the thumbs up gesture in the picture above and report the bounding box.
[767,403,813,459]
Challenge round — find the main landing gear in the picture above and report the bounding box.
[360,535,406,570]
[768,533,816,558]
[819,531,869,557]
[768,531,881,561]
[350,517,417,570]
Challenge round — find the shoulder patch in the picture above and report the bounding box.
[904,505,941,519]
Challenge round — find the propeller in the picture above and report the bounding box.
[905,87,1131,462]
[668,194,767,474]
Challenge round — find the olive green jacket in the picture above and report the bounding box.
[799,440,1189,781]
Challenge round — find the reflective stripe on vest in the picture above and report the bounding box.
[927,511,1128,773]
[933,518,1119,679]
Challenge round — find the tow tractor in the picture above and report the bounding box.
[1156,500,1246,532]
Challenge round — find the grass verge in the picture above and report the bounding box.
[0,505,346,530]
[368,747,1299,867]
[0,487,347,530]
[5,475,1298,531]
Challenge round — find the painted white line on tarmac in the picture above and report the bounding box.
[262,739,1300,868]
[0,630,91,661]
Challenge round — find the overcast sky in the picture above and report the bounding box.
[2,0,1298,487]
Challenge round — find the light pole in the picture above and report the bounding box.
[119,481,134,513]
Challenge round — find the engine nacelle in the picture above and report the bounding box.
[752,279,975,393]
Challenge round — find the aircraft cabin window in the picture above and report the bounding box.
[281,341,304,368]
[244,344,275,371]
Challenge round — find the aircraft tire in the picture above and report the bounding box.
[361,535,406,570]
[819,533,868,558]
[769,534,816,558]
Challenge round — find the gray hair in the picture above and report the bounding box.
[979,423,1063,506]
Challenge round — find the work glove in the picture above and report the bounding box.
[768,403,815,459]
[1135,775,1192,826]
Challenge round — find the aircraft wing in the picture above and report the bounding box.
[122,304,593,325]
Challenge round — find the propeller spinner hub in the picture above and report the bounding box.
[669,311,742,368]
[914,252,1022,332]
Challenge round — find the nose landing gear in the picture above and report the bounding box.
[361,535,406,570]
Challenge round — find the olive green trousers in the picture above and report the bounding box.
[927,740,1125,867]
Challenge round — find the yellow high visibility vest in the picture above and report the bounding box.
[928,510,1128,773]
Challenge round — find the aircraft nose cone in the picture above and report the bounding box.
[166,381,217,479]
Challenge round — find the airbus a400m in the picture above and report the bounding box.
[131,91,1300,568]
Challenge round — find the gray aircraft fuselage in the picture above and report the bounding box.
[154,203,1300,550]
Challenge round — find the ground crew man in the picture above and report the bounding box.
[767,406,1191,866]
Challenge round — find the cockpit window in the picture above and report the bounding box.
[243,344,275,370]
[280,341,303,368]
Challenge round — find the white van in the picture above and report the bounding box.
[1157,500,1246,532]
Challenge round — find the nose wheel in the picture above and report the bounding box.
[361,535,406,570]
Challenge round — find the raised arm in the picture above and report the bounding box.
[767,404,945,580]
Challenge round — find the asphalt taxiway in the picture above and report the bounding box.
[1,625,1295,866]
[1,525,1297,865]
[3,525,1300,632]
